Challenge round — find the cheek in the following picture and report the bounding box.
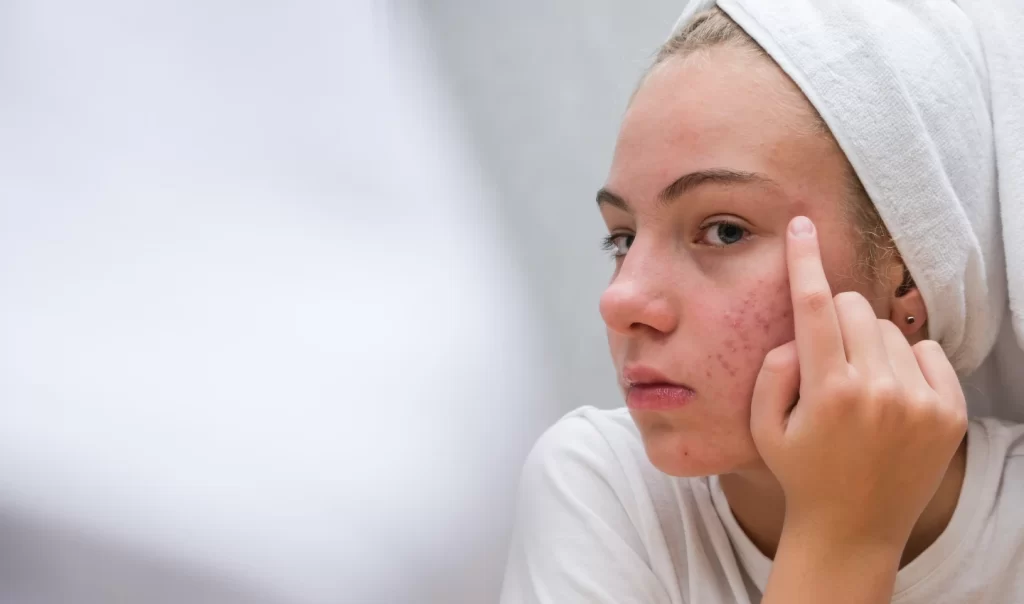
[702,278,794,393]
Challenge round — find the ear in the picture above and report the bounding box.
[889,268,928,342]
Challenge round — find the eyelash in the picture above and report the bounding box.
[601,233,632,258]
[700,220,751,247]
[600,220,750,259]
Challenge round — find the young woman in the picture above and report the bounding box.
[501,2,1024,603]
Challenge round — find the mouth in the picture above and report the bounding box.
[622,365,696,411]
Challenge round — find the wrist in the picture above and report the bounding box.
[779,513,905,574]
[763,520,902,604]
[782,506,911,556]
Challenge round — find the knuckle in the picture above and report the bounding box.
[909,389,938,409]
[913,339,944,356]
[936,407,968,440]
[867,377,901,404]
[796,288,832,313]
[948,407,969,431]
[905,393,943,427]
[823,374,859,403]
[954,411,969,434]
[877,318,904,338]
[953,390,968,413]
[833,291,868,310]
[761,346,795,373]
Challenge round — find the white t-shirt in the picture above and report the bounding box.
[501,406,1024,604]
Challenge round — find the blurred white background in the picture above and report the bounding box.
[0,0,678,602]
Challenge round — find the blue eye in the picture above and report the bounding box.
[702,221,748,246]
[601,233,634,258]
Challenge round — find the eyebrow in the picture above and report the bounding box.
[596,168,778,211]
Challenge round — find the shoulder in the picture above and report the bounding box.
[514,405,710,557]
[517,406,647,511]
[525,406,641,471]
[503,407,701,604]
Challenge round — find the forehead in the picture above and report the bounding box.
[608,46,842,202]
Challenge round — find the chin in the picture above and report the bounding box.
[635,418,760,478]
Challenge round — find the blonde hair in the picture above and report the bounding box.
[651,8,899,282]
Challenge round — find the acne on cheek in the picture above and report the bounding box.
[711,279,794,379]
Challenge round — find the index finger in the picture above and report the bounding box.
[786,216,847,379]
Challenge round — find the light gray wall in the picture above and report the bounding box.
[0,1,686,603]
[0,1,554,602]
[419,0,684,419]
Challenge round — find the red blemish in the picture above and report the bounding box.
[723,310,742,330]
[716,352,737,377]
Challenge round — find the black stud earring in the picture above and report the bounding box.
[906,316,916,325]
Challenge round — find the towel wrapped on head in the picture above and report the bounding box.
[671,0,1024,420]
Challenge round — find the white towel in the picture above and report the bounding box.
[670,0,1024,420]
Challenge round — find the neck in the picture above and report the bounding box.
[719,436,968,568]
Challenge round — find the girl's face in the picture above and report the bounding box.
[600,46,893,477]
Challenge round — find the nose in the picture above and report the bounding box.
[599,253,679,336]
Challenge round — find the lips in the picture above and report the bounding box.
[622,365,696,411]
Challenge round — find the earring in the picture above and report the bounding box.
[906,316,916,325]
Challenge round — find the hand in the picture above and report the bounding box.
[750,216,967,552]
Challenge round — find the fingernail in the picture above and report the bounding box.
[790,216,814,237]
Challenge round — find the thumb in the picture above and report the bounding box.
[750,340,800,455]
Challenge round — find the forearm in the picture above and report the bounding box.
[761,522,902,604]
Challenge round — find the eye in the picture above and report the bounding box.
[601,233,634,258]
[700,221,749,247]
